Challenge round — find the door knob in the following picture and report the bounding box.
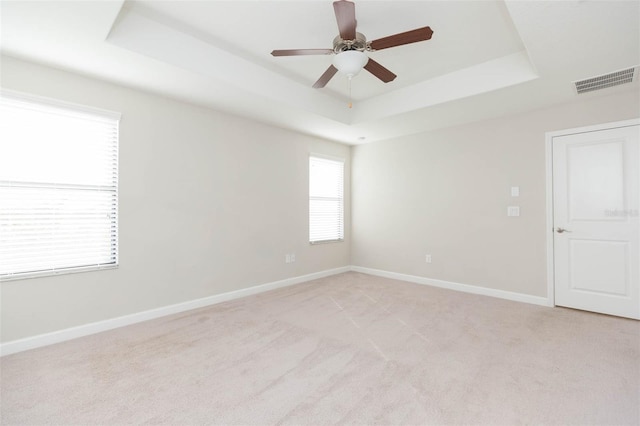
[556,227,572,233]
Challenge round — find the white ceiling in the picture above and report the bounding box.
[1,0,638,145]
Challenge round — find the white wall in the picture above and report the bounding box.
[351,89,639,298]
[0,56,351,342]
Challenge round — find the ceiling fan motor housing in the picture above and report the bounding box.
[333,32,370,53]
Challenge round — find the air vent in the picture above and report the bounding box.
[574,67,636,94]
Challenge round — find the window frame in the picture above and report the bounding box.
[309,153,345,245]
[0,90,120,281]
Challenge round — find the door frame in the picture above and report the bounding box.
[545,118,640,308]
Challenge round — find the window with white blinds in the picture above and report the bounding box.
[309,155,344,244]
[0,91,120,281]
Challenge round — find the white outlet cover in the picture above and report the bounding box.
[507,206,520,217]
[511,186,520,197]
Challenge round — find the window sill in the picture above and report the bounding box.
[0,264,118,282]
[310,239,344,245]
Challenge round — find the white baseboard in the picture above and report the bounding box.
[350,266,552,307]
[0,266,350,357]
[1,265,552,356]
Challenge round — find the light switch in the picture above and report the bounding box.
[511,186,520,197]
[507,206,520,217]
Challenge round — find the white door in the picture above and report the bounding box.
[553,123,639,319]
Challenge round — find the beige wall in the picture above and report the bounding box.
[0,56,350,342]
[2,54,638,344]
[351,89,639,297]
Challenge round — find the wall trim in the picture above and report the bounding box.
[545,127,556,309]
[0,263,564,356]
[0,266,350,357]
[351,265,552,307]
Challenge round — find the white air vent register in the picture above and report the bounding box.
[574,67,636,94]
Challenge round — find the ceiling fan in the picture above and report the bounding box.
[271,0,434,89]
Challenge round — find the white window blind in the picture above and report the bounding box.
[309,155,344,243]
[0,91,120,281]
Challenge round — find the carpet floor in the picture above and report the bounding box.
[1,272,639,425]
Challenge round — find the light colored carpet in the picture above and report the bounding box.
[1,272,639,425]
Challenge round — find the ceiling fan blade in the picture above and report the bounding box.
[313,65,338,88]
[364,58,396,83]
[271,49,334,57]
[333,0,357,40]
[369,26,434,51]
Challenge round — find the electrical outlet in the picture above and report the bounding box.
[425,254,432,263]
[285,254,291,263]
[507,206,520,217]
[290,253,296,262]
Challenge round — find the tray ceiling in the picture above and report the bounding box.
[1,1,638,144]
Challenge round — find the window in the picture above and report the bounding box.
[0,91,120,281]
[309,155,344,243]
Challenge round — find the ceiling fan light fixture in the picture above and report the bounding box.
[332,50,368,78]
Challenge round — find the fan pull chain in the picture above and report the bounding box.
[348,76,353,109]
